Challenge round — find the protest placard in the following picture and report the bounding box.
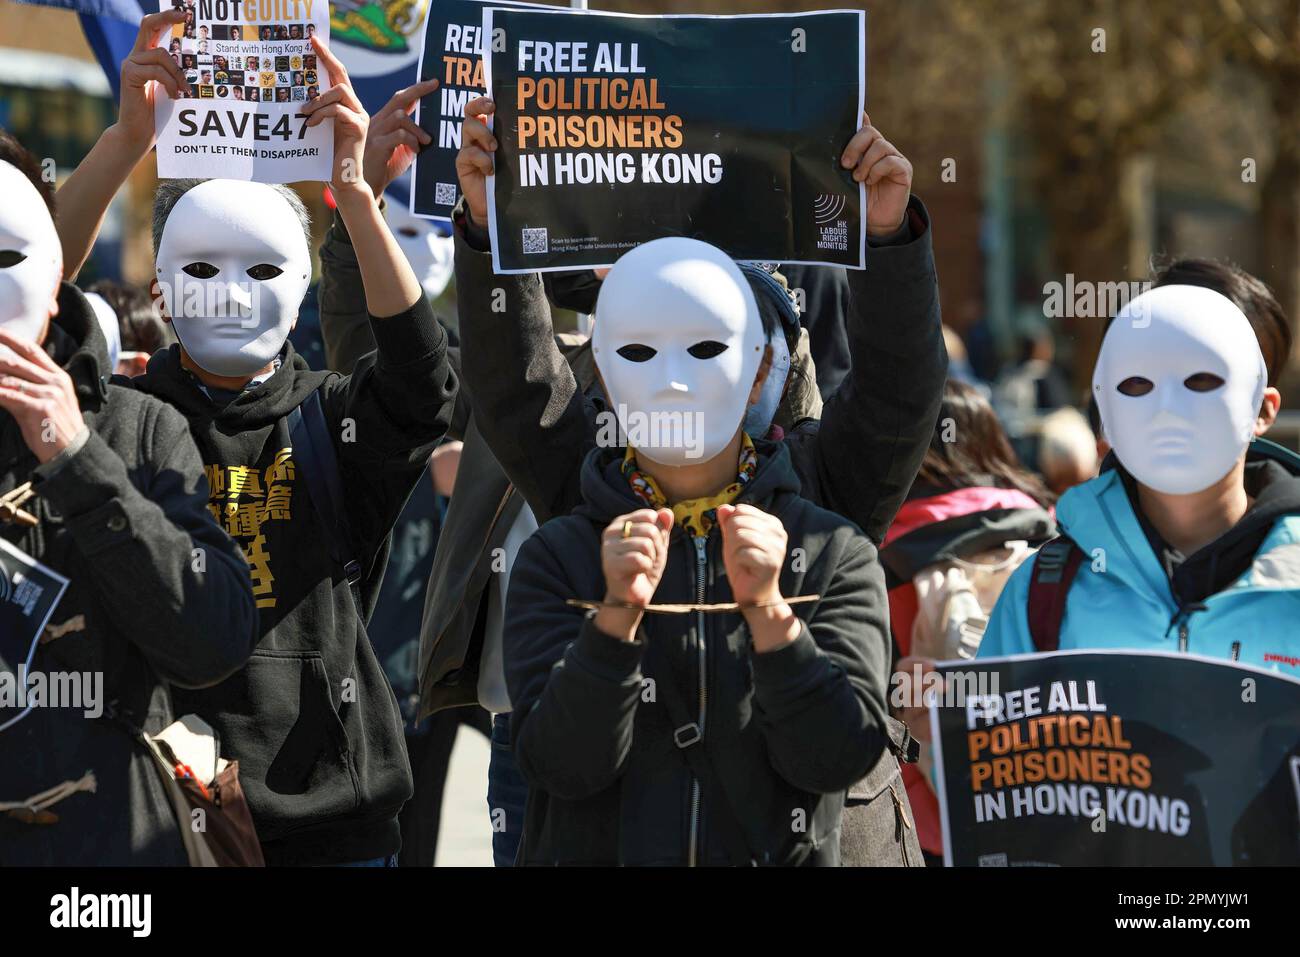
[929,650,1300,866]
[410,0,559,221]
[0,538,71,733]
[153,0,332,182]
[479,7,866,274]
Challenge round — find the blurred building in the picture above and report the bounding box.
[2,0,1295,439]
[0,3,122,281]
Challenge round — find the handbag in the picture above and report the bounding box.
[128,710,265,867]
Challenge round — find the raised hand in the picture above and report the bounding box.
[455,96,497,226]
[363,79,439,198]
[118,9,192,157]
[301,35,370,197]
[841,112,913,237]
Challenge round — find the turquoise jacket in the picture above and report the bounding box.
[980,466,1300,679]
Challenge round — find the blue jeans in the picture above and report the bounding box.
[334,854,398,867]
[487,713,528,867]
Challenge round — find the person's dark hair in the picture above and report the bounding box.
[1017,330,1051,364]
[1085,394,1102,439]
[0,128,55,216]
[916,378,1055,507]
[86,279,176,353]
[1151,257,1291,387]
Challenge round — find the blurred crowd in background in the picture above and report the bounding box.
[6,0,1298,471]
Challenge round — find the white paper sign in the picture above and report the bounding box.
[153,0,333,182]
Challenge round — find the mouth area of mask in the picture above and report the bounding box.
[0,161,63,344]
[1093,285,1266,496]
[155,180,311,379]
[592,237,765,468]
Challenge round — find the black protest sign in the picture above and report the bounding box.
[411,0,559,221]
[0,538,71,732]
[482,7,866,273]
[930,651,1300,866]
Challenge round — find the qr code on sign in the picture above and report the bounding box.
[522,227,548,254]
[435,182,457,206]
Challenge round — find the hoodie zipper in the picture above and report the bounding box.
[1167,602,1208,653]
[687,533,708,867]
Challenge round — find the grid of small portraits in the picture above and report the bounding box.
[168,0,320,103]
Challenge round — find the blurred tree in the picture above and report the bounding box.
[567,2,1299,392]
[943,0,1233,390]
[1217,0,1300,371]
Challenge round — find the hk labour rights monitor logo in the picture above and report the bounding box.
[814,193,850,254]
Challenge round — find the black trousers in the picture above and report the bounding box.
[398,705,492,867]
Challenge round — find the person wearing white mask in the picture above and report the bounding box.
[0,162,61,344]
[980,283,1300,669]
[0,126,257,866]
[51,20,461,867]
[385,190,456,304]
[400,95,942,867]
[502,236,894,866]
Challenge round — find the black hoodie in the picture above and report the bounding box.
[1,283,257,865]
[504,441,891,865]
[129,295,456,864]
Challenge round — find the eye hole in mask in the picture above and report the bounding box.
[1116,376,1154,397]
[0,250,27,268]
[616,344,657,363]
[182,262,220,279]
[397,226,420,239]
[1183,372,1225,393]
[687,340,728,360]
[246,264,283,281]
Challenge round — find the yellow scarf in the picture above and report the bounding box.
[621,434,758,540]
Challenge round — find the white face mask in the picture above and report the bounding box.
[385,199,454,301]
[84,292,122,372]
[1093,285,1266,495]
[743,328,789,439]
[0,161,62,342]
[156,180,310,378]
[593,237,765,466]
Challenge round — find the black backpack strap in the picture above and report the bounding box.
[1026,536,1084,653]
[654,662,760,866]
[287,389,361,587]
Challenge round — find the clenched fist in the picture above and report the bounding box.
[717,504,787,606]
[717,504,800,653]
[594,507,673,643]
